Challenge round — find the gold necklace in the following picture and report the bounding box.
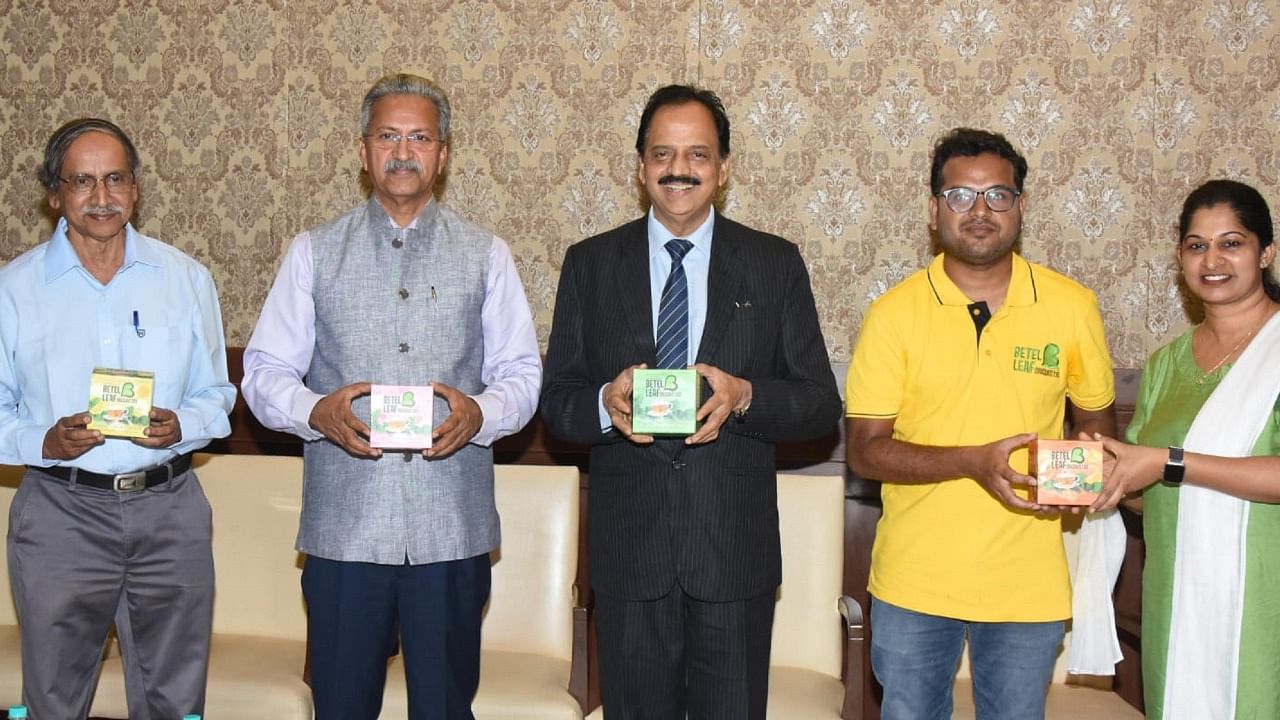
[1196,315,1268,384]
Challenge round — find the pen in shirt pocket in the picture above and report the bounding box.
[132,310,146,338]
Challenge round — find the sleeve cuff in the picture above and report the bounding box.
[18,425,51,466]
[291,390,327,442]
[175,408,202,450]
[470,392,508,447]
[597,384,613,434]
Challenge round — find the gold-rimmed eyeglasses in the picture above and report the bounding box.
[58,172,134,195]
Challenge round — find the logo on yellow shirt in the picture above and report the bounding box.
[1012,343,1061,378]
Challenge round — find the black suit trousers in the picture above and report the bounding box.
[594,585,776,720]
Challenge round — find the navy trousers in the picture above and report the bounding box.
[302,553,491,720]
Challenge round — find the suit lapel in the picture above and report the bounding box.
[697,213,746,364]
[613,220,657,363]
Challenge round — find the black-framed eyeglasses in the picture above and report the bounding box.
[937,186,1021,213]
[364,132,443,148]
[58,172,134,195]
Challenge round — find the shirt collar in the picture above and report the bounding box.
[646,208,715,259]
[925,252,1038,308]
[44,218,160,284]
[368,196,439,231]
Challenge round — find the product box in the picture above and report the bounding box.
[1030,438,1104,506]
[631,369,702,436]
[369,384,433,449]
[87,368,154,438]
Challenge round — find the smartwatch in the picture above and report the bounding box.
[1163,446,1186,486]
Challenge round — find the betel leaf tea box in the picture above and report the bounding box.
[1031,438,1104,506]
[631,369,701,436]
[369,384,434,449]
[87,368,154,438]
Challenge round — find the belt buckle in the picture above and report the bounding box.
[112,471,147,493]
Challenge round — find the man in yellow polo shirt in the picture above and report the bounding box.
[845,128,1117,720]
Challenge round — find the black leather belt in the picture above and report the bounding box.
[33,453,193,492]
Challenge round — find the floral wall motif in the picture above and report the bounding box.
[2,0,1277,368]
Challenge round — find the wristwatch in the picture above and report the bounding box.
[1163,446,1186,486]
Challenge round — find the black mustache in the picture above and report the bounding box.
[658,175,701,186]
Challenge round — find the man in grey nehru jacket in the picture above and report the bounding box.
[242,74,541,720]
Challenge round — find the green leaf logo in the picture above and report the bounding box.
[1042,343,1061,369]
[664,375,679,390]
[401,391,415,407]
[1070,447,1085,463]
[121,383,135,398]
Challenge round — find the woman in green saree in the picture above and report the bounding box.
[1093,180,1280,720]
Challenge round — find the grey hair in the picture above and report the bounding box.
[360,74,452,141]
[39,118,141,192]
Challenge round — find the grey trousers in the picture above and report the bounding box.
[7,466,214,720]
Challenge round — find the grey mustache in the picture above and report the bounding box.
[384,159,423,173]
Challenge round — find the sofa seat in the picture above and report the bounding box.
[90,633,311,719]
[382,650,581,720]
[952,678,1142,719]
[766,665,846,719]
[373,461,588,719]
[0,626,20,704]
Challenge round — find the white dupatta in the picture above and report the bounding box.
[1163,311,1280,718]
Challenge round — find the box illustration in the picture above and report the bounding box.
[369,384,434,449]
[631,369,701,436]
[87,368,154,438]
[1031,438,1104,506]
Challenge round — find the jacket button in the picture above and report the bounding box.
[399,288,409,300]
[398,342,409,353]
[391,238,403,249]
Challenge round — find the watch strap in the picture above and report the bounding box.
[1163,445,1186,485]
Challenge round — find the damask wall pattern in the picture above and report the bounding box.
[2,0,1277,367]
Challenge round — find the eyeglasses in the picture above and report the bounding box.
[937,186,1021,213]
[364,132,443,148]
[58,172,134,195]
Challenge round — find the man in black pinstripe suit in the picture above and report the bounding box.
[541,85,842,720]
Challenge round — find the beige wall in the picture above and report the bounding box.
[3,1,1277,367]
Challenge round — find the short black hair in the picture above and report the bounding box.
[635,84,731,158]
[929,128,1028,195]
[1180,179,1279,302]
[39,118,141,192]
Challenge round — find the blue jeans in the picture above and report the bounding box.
[870,597,1064,720]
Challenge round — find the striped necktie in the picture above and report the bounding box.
[656,238,694,369]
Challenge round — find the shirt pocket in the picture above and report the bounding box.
[120,324,190,411]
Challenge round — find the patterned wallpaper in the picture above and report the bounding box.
[2,1,1277,368]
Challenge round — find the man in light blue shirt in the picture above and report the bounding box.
[0,118,235,719]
